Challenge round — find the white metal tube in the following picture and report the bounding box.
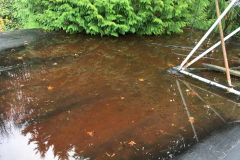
[179,0,237,70]
[180,70,240,96]
[183,26,240,69]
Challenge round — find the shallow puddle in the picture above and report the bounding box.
[1,30,240,160]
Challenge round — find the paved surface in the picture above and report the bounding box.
[0,29,52,54]
[175,124,240,160]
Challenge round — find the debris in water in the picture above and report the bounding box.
[129,141,136,146]
[48,86,54,90]
[106,152,111,157]
[188,117,195,123]
[87,131,94,137]
[189,92,198,96]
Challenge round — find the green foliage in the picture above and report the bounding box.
[9,0,240,36]
[0,0,21,31]
[14,0,194,36]
[188,0,240,35]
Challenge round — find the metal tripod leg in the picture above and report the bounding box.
[214,0,233,87]
[179,0,237,70]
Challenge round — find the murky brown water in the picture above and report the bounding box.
[1,30,240,160]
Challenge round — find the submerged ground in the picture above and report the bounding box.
[1,30,240,160]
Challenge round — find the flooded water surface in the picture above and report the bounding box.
[1,30,240,160]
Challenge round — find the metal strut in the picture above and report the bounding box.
[177,0,240,96]
[214,0,233,87]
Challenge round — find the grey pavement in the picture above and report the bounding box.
[175,124,240,160]
[0,29,53,54]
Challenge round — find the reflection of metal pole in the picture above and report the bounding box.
[177,78,240,123]
[182,80,226,123]
[176,80,199,142]
[215,0,233,87]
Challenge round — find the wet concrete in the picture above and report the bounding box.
[174,124,240,160]
[0,29,240,160]
[0,29,55,54]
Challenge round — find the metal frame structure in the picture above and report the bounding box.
[177,0,240,96]
[177,79,240,141]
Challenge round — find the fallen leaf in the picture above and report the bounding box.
[80,150,84,153]
[167,63,174,67]
[87,131,94,137]
[1,95,5,99]
[188,117,195,123]
[149,40,153,42]
[18,57,23,60]
[189,92,198,96]
[68,111,70,113]
[111,153,115,157]
[139,78,144,82]
[121,97,125,100]
[185,89,190,92]
[106,152,111,157]
[129,141,136,146]
[48,86,54,90]
[20,84,24,87]
[35,135,38,138]
[117,50,122,52]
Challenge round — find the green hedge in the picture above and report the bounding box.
[10,0,240,36]
[15,0,195,36]
[0,0,21,31]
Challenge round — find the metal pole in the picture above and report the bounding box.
[179,70,240,96]
[178,0,237,70]
[182,26,240,69]
[215,0,233,87]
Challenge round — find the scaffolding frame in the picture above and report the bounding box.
[178,0,240,96]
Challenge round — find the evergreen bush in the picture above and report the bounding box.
[12,0,240,36]
[0,0,21,31]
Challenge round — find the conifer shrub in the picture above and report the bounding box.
[15,0,194,36]
[0,0,21,31]
[13,0,240,36]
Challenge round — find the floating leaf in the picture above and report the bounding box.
[188,118,195,123]
[48,86,54,90]
[129,141,136,146]
[189,92,198,96]
[106,152,111,157]
[167,63,174,67]
[87,131,94,137]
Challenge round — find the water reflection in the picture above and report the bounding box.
[1,30,240,160]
